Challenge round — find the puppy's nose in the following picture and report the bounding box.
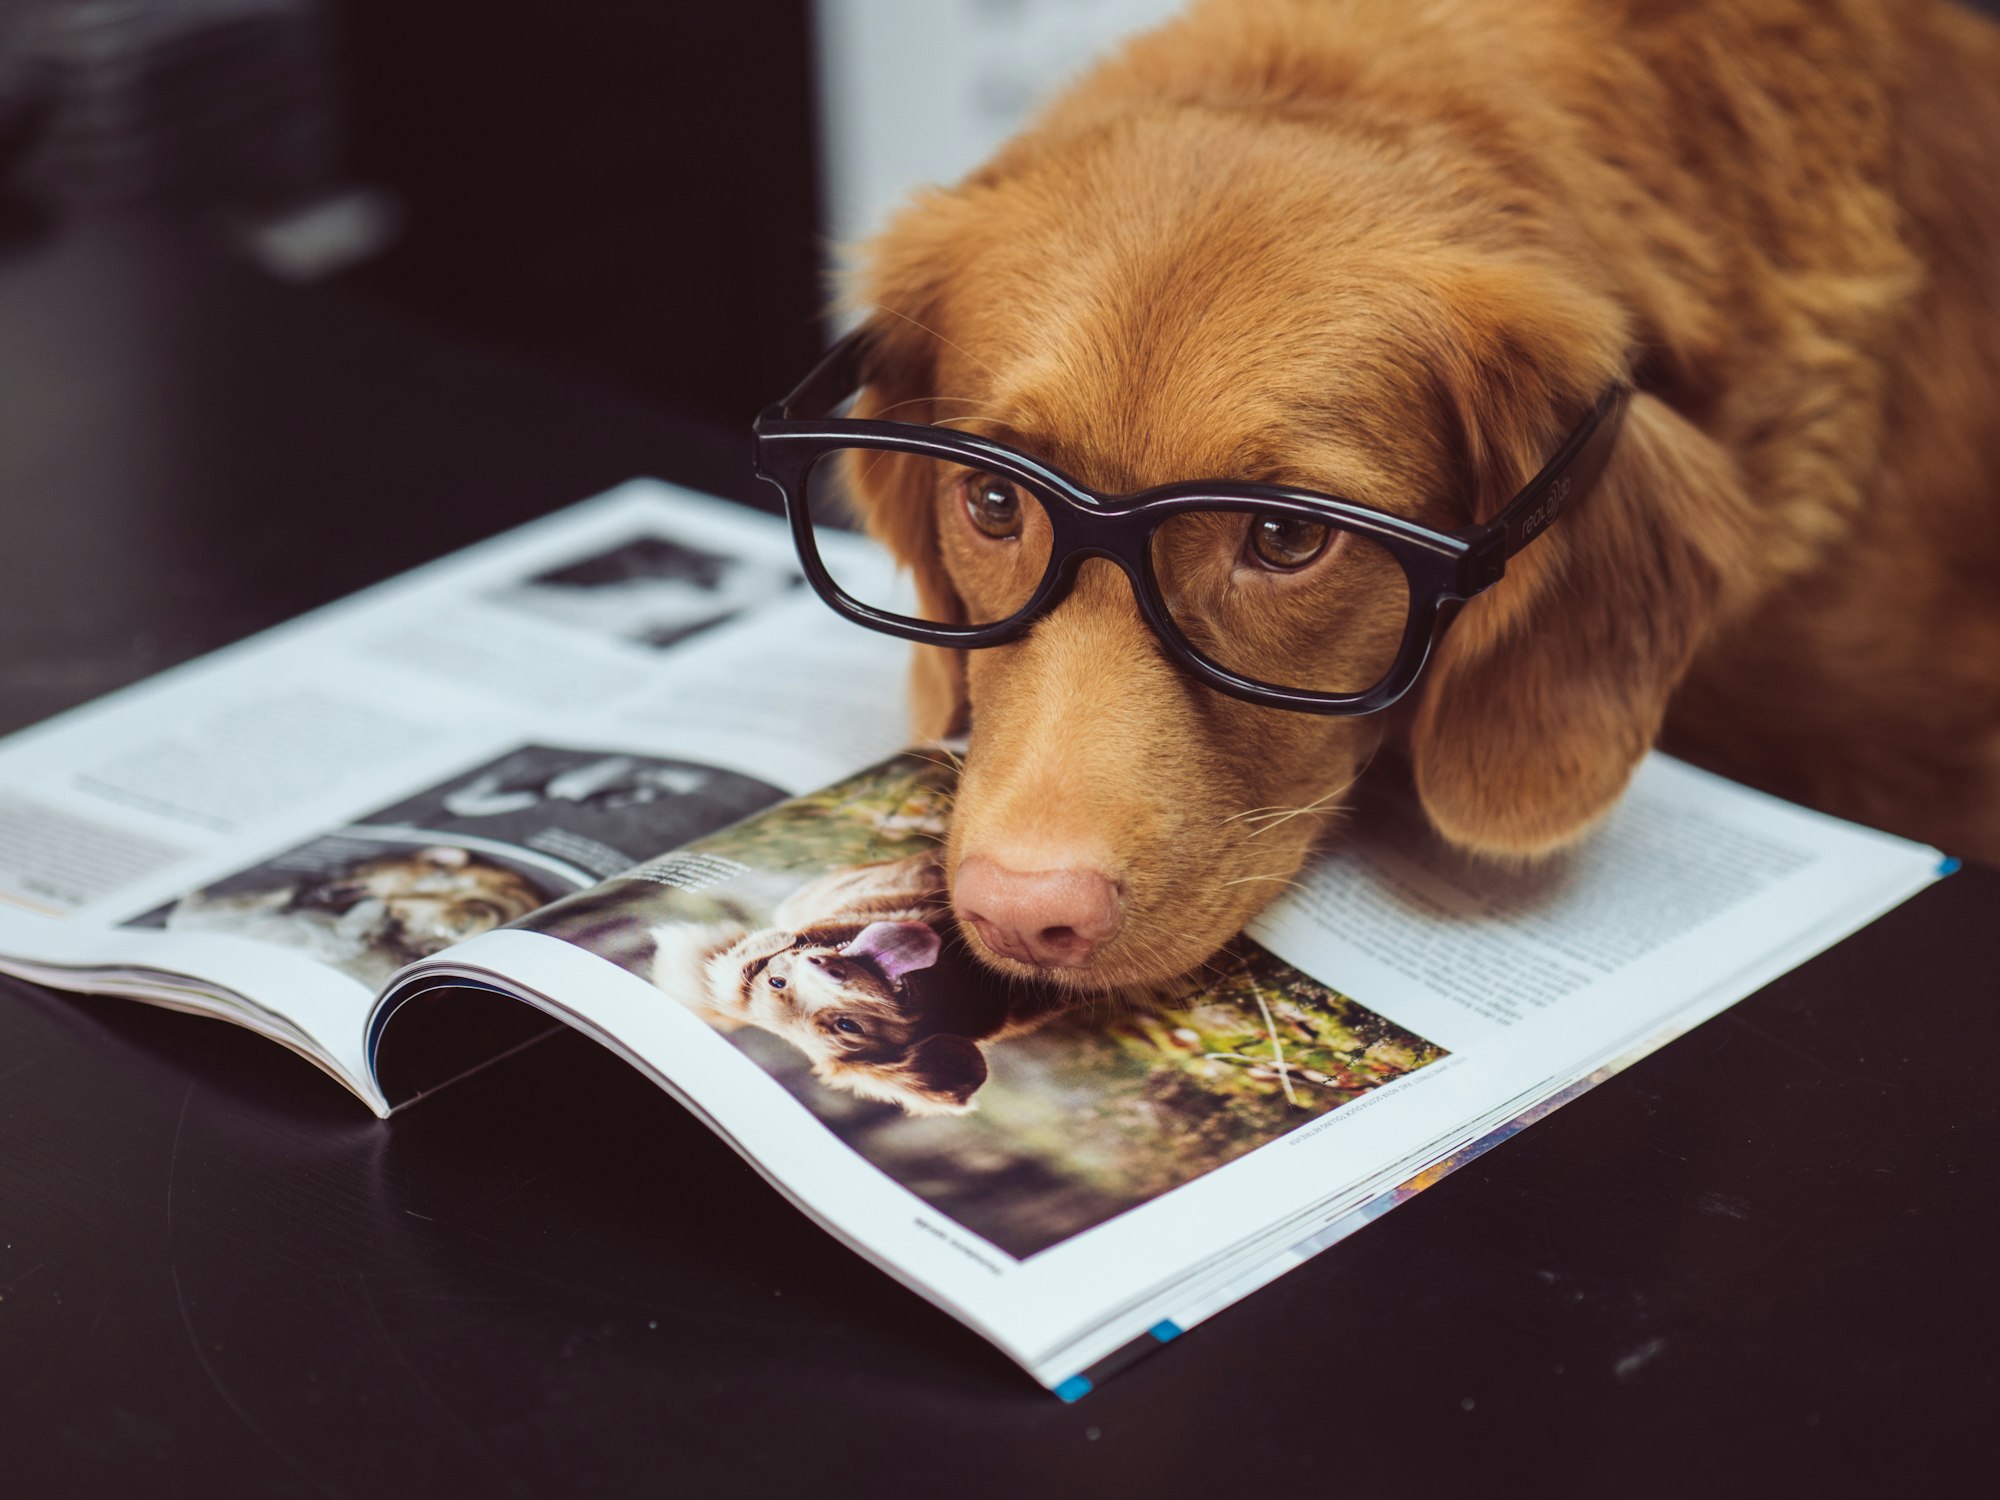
[955,856,1122,970]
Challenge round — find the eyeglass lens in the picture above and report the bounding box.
[805,447,1412,697]
[1147,512,1412,697]
[806,449,1052,626]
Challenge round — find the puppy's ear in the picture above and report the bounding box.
[840,920,943,981]
[889,1033,990,1115]
[1409,390,1760,855]
[817,1033,990,1116]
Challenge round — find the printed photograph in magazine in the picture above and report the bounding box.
[128,744,787,989]
[485,532,802,651]
[521,754,1448,1259]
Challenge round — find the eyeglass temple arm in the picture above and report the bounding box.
[1483,383,1632,566]
[773,329,873,422]
[777,336,1629,577]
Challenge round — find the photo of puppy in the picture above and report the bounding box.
[823,0,2000,995]
[651,850,1065,1115]
[524,753,1445,1258]
[136,839,548,990]
[362,743,785,884]
[124,742,791,989]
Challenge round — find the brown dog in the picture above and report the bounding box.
[835,0,2000,993]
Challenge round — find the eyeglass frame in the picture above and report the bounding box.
[752,329,1630,716]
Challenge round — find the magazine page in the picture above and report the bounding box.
[392,750,1942,1388]
[0,481,913,1106]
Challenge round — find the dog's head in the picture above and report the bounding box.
[300,846,545,957]
[655,917,990,1115]
[839,63,1760,991]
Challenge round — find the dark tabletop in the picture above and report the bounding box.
[2,220,1995,1499]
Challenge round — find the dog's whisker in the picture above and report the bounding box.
[851,448,901,495]
[908,748,965,777]
[868,393,1002,421]
[864,303,999,380]
[1236,795,1338,827]
[1223,804,1302,824]
[1241,769,1373,839]
[1219,873,1307,891]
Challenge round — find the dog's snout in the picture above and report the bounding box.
[955,856,1123,970]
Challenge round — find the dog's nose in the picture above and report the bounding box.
[955,856,1122,969]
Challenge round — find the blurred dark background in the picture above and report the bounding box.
[337,2,824,427]
[0,0,829,430]
[2,0,1997,455]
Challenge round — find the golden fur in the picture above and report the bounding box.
[840,0,2000,991]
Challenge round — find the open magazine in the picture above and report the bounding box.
[0,480,1949,1395]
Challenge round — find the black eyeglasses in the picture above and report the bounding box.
[753,331,1629,716]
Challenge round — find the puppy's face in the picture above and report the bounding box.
[750,940,921,1064]
[720,921,990,1114]
[845,108,1752,991]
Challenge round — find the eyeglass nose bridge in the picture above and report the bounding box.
[1024,526,1182,646]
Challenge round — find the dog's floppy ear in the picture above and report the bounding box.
[817,1032,990,1116]
[1409,388,1760,855]
[894,1033,990,1115]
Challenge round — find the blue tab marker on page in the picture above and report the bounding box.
[1054,1375,1093,1403]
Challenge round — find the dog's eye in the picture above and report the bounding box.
[833,1017,864,1035]
[1247,513,1332,571]
[960,473,1023,540]
[768,975,787,989]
